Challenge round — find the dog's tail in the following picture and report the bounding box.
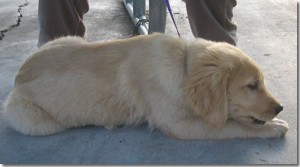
[2,89,65,135]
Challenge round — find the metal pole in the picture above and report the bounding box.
[149,0,166,34]
[123,0,148,35]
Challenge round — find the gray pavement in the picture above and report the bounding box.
[0,0,297,165]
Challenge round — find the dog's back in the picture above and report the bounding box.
[41,36,87,48]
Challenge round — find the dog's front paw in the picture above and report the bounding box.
[258,118,289,138]
[269,118,289,134]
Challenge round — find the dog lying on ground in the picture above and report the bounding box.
[2,34,288,139]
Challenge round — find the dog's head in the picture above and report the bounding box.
[184,39,283,128]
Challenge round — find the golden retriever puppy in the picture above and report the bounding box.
[2,34,288,139]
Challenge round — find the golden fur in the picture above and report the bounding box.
[2,34,288,139]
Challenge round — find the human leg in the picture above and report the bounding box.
[37,0,89,47]
[185,0,237,45]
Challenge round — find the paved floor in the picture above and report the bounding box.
[0,0,297,165]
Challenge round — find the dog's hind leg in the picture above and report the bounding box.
[2,90,65,136]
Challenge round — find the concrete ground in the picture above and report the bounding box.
[0,0,297,165]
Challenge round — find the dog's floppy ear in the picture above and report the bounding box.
[184,48,232,128]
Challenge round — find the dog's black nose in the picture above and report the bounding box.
[275,105,283,115]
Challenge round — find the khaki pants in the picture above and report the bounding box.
[186,0,237,45]
[37,0,89,47]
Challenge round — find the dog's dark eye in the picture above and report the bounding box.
[247,82,258,90]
